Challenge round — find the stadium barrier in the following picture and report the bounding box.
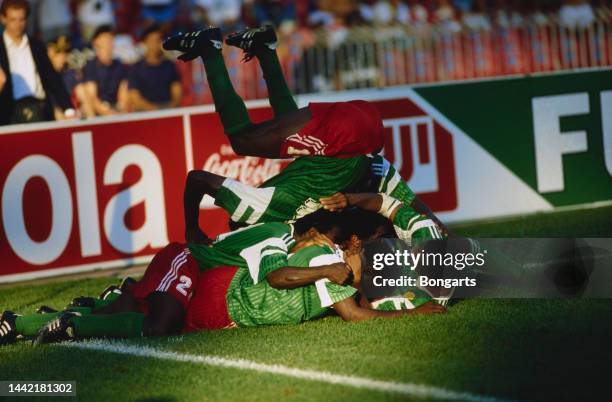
[179,21,612,104]
[1,69,611,282]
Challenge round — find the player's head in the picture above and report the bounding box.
[338,208,395,242]
[294,209,351,245]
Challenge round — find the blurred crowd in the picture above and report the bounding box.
[20,0,612,43]
[0,0,611,125]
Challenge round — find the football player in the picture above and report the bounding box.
[32,210,444,343]
[163,25,383,159]
[165,26,440,239]
[32,211,349,343]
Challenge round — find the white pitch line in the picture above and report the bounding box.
[61,340,513,402]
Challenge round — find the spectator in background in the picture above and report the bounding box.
[114,0,141,36]
[434,0,462,32]
[494,0,523,28]
[0,0,75,125]
[194,0,243,32]
[83,25,128,116]
[78,0,115,41]
[559,0,596,28]
[128,24,181,111]
[405,0,430,27]
[360,0,394,25]
[46,35,92,118]
[141,0,178,32]
[453,0,473,13]
[36,0,72,42]
[253,0,296,27]
[462,0,491,30]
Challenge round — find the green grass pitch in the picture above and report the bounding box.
[1,205,611,402]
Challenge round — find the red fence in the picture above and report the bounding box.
[177,22,611,104]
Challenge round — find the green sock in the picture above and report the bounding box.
[202,50,252,135]
[256,49,298,117]
[15,313,61,337]
[72,313,144,338]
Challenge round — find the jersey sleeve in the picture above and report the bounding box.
[308,253,357,308]
[257,244,290,281]
[392,205,444,247]
[377,157,416,205]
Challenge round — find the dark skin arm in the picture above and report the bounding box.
[320,192,450,236]
[333,298,446,322]
[183,170,226,244]
[266,263,352,289]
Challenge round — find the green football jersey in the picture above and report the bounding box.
[226,245,357,327]
[188,222,295,284]
[391,204,445,248]
[374,155,416,206]
[215,156,371,224]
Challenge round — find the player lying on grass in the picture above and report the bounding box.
[166,25,441,234]
[7,211,442,344]
[0,216,323,344]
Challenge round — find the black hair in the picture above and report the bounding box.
[294,207,394,244]
[294,209,350,243]
[338,208,394,240]
[140,24,162,42]
[92,25,114,42]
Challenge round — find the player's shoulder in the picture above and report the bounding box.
[259,221,293,236]
[290,244,342,267]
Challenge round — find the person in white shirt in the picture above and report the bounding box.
[0,0,75,125]
[559,0,596,29]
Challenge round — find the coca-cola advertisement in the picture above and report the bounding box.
[0,91,458,282]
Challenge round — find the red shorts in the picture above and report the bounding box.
[182,266,238,332]
[280,100,384,158]
[128,243,199,314]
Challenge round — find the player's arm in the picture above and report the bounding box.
[333,298,446,322]
[266,263,352,289]
[320,192,399,218]
[183,170,226,244]
[321,192,449,236]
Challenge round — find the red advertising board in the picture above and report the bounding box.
[0,94,458,282]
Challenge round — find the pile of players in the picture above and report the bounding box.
[0,26,449,346]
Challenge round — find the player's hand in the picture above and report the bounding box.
[324,262,353,285]
[320,192,348,211]
[185,227,212,245]
[292,232,335,253]
[371,157,391,177]
[407,301,447,315]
